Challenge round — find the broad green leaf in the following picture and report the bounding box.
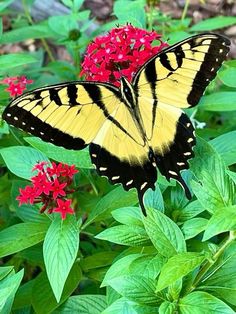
[112,207,143,226]
[0,146,49,180]
[12,279,35,310]
[0,267,14,281]
[190,137,234,213]
[218,67,236,87]
[43,215,79,302]
[210,131,236,166]
[0,223,49,258]
[80,251,119,272]
[102,297,158,314]
[159,301,176,314]
[0,54,37,71]
[227,170,236,185]
[178,291,234,314]
[143,208,186,257]
[1,23,53,44]
[199,241,236,305]
[199,92,236,111]
[83,186,138,228]
[143,184,164,212]
[190,16,236,31]
[108,275,159,305]
[177,200,204,223]
[203,206,236,240]
[157,252,206,291]
[182,218,208,240]
[32,264,82,314]
[11,180,50,224]
[54,295,107,313]
[96,225,150,247]
[24,137,92,168]
[101,254,142,287]
[0,269,24,314]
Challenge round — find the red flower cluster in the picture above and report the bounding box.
[0,76,33,97]
[80,24,168,86]
[16,161,78,220]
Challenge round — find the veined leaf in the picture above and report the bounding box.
[218,67,236,88]
[112,207,143,226]
[43,215,79,302]
[0,54,38,71]
[190,16,236,31]
[199,92,236,111]
[143,208,186,257]
[182,218,208,240]
[156,252,206,291]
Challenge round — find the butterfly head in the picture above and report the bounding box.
[120,76,136,107]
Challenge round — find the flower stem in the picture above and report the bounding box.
[189,231,236,293]
[21,0,55,62]
[181,0,190,21]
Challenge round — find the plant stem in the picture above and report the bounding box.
[181,0,190,21]
[189,231,236,292]
[21,0,55,62]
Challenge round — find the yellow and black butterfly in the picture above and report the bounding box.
[3,33,230,215]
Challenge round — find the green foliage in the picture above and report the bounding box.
[0,0,236,313]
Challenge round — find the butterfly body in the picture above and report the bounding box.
[3,33,230,215]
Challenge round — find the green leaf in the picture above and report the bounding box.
[190,137,234,213]
[143,208,186,258]
[203,205,236,240]
[112,207,143,226]
[159,301,176,314]
[43,215,79,302]
[54,295,107,313]
[177,200,204,223]
[157,252,206,291]
[101,254,142,287]
[218,67,236,88]
[32,264,82,314]
[1,22,53,44]
[83,186,138,228]
[0,269,24,314]
[0,223,49,258]
[199,92,236,111]
[102,297,159,314]
[108,275,159,305]
[143,183,164,212]
[0,54,37,71]
[80,251,119,272]
[190,16,236,31]
[25,137,92,168]
[182,218,208,240]
[178,291,234,314]
[0,146,49,180]
[210,131,236,166]
[96,225,149,247]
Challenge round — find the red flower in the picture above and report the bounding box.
[16,161,78,220]
[52,199,74,220]
[51,178,67,199]
[80,24,168,86]
[1,75,33,97]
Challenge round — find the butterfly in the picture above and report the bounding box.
[2,33,230,215]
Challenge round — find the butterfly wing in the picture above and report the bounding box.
[3,81,156,213]
[133,33,230,195]
[3,82,122,149]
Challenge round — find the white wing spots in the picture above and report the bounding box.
[187,123,191,127]
[50,138,54,142]
[169,170,177,176]
[6,113,11,117]
[126,179,133,186]
[210,67,215,72]
[14,116,18,121]
[40,132,44,135]
[219,49,223,53]
[99,167,107,171]
[30,127,35,130]
[141,182,147,190]
[112,176,120,180]
[187,138,194,143]
[216,58,219,62]
[152,162,157,167]
[184,152,191,156]
[22,122,26,126]
[92,154,97,158]
[177,162,185,166]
